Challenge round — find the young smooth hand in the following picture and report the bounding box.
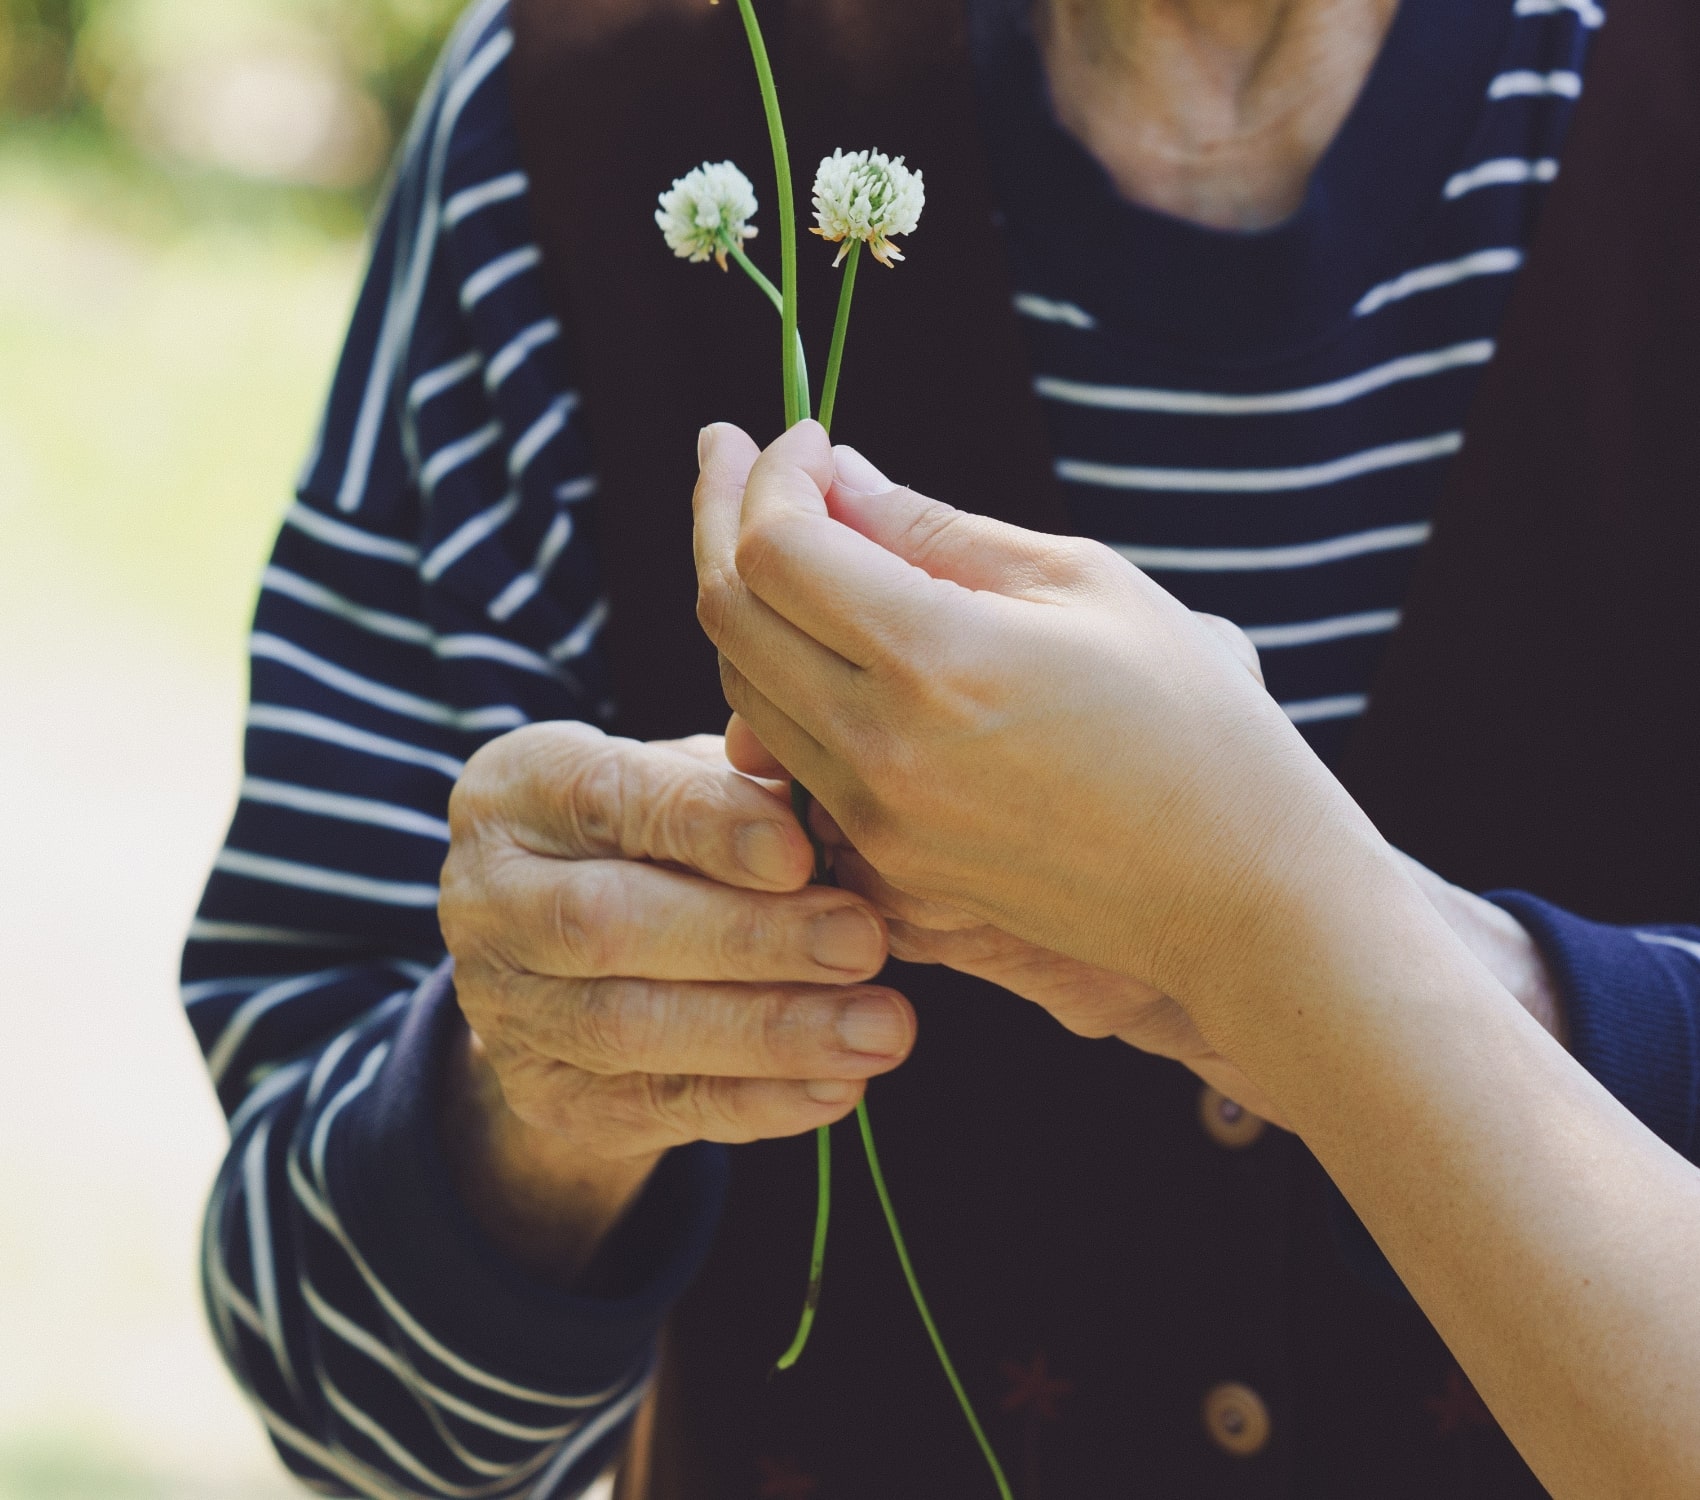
[694,419,1402,1038]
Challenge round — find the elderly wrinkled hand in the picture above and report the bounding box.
[692,420,1386,1028]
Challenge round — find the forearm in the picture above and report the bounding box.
[440,1022,664,1286]
[1204,850,1700,1499]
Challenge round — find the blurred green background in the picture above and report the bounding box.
[0,2,459,1495]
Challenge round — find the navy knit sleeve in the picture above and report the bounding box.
[1488,892,1700,1162]
[184,6,726,1493]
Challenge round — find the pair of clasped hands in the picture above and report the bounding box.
[440,421,1561,1269]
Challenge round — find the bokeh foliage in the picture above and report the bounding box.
[0,0,463,186]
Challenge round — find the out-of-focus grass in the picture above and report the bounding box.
[0,129,366,1500]
[0,126,365,662]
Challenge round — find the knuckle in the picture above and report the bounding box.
[560,743,631,853]
[646,770,727,869]
[637,1072,707,1139]
[550,866,624,974]
[565,977,641,1071]
[732,517,785,591]
[696,564,738,643]
[893,499,966,572]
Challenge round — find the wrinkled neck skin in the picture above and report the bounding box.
[1033,0,1401,229]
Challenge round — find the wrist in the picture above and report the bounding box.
[438,1023,663,1286]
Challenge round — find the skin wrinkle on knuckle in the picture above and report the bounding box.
[560,743,630,855]
[696,562,740,645]
[649,770,729,874]
[550,865,622,976]
[564,975,646,1074]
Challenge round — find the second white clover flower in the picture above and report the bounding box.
[656,160,759,270]
[811,149,925,267]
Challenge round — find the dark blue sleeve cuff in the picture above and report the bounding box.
[329,962,729,1395]
[1488,891,1700,1162]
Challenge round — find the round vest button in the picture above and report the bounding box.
[1199,1085,1267,1149]
[1202,1381,1272,1457]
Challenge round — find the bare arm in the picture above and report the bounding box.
[694,420,1700,1499]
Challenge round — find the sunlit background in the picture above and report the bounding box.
[0,2,461,1494]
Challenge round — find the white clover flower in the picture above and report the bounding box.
[656,161,759,270]
[811,149,925,267]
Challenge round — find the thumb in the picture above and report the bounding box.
[828,445,1065,597]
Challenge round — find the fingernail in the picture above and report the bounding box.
[832,445,892,497]
[810,907,884,973]
[698,425,718,467]
[837,994,908,1056]
[735,820,795,884]
[805,1079,859,1106]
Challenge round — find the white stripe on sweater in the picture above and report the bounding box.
[1243,609,1402,650]
[246,704,468,780]
[460,246,543,312]
[1037,340,1493,415]
[338,19,514,515]
[286,504,421,566]
[287,1143,631,1409]
[215,848,442,909]
[486,319,561,391]
[321,1371,557,1495]
[408,352,483,412]
[443,170,529,229]
[242,777,452,842]
[1058,432,1461,493]
[420,494,523,583]
[488,514,574,621]
[302,1279,584,1443]
[1488,69,1583,100]
[1638,933,1700,965]
[1444,157,1559,199]
[1282,693,1370,725]
[1355,249,1523,316]
[207,966,370,1086]
[1513,0,1603,25]
[1114,522,1431,572]
[1013,292,1098,329]
[251,634,526,732]
[243,1120,301,1402]
[264,567,434,646]
[420,421,503,498]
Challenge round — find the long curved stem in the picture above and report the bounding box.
[730,0,807,426]
[857,1099,1015,1500]
[773,1123,833,1371]
[729,244,810,420]
[818,239,862,436]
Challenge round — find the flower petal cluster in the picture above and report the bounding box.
[811,149,925,267]
[656,160,759,270]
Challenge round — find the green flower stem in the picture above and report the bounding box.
[857,1098,1014,1500]
[773,1122,832,1372]
[817,239,862,436]
[730,0,807,426]
[729,244,810,422]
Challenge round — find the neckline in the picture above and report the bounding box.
[970,0,1516,362]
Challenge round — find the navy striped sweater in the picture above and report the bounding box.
[183,0,1700,1493]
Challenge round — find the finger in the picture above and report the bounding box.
[485,973,916,1078]
[724,713,788,780]
[481,856,889,982]
[722,423,965,667]
[691,421,761,591]
[475,722,814,891]
[716,657,840,803]
[507,1060,871,1154]
[695,426,865,729]
[828,444,1081,600]
[664,732,736,767]
[1195,613,1265,686]
[831,847,980,931]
